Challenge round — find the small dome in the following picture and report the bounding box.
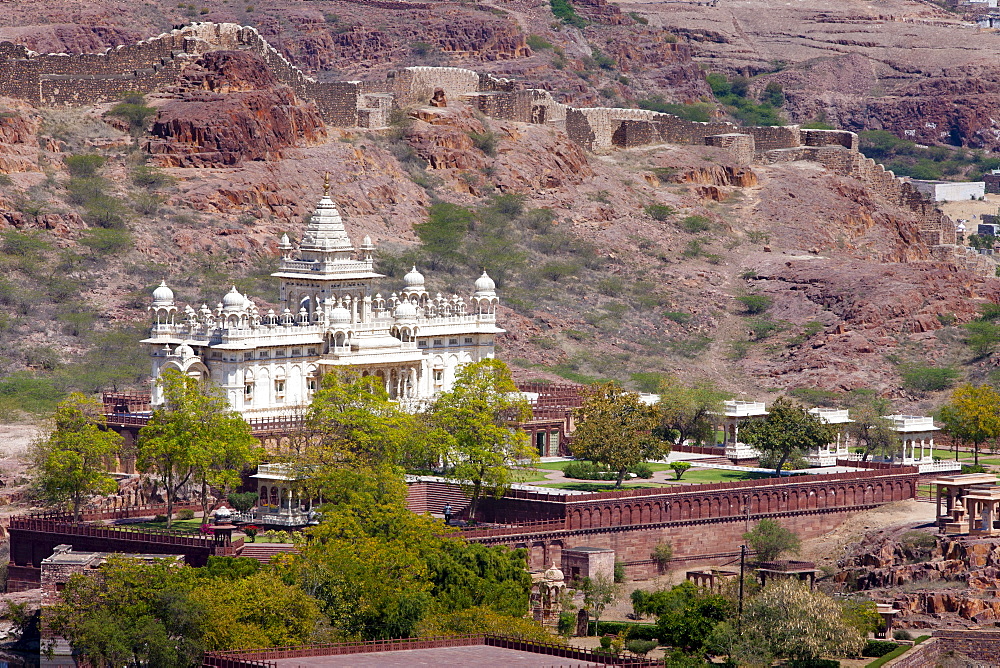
[152,280,174,304]
[474,271,496,294]
[222,286,246,310]
[394,300,418,320]
[361,235,374,250]
[175,342,195,359]
[330,305,351,324]
[543,562,564,581]
[279,233,291,248]
[404,266,425,289]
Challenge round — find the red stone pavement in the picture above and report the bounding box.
[272,645,608,666]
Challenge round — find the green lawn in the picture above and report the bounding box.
[671,469,772,484]
[513,470,551,483]
[127,518,205,532]
[535,481,666,492]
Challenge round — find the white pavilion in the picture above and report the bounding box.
[143,188,504,417]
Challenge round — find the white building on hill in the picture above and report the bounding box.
[143,187,504,417]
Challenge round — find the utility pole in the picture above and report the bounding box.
[737,544,746,632]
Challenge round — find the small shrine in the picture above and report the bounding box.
[932,473,998,534]
[531,562,566,628]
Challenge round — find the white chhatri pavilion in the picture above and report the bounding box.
[143,188,504,417]
[716,400,768,461]
[806,407,853,467]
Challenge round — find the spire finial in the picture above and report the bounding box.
[323,172,330,197]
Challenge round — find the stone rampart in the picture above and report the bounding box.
[392,66,481,107]
[928,630,1000,664]
[457,469,917,575]
[705,133,754,166]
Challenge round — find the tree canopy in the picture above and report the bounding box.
[137,369,260,526]
[32,393,122,521]
[708,579,866,665]
[430,359,535,517]
[939,383,1000,466]
[638,582,733,652]
[742,519,800,563]
[846,393,898,463]
[305,370,433,469]
[654,375,730,446]
[47,556,321,667]
[288,464,537,641]
[571,382,664,488]
[740,397,835,476]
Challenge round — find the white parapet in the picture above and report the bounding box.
[808,407,853,425]
[724,400,767,418]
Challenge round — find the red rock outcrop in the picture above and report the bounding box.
[0,102,40,173]
[145,51,326,167]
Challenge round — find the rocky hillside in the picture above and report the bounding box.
[838,524,1000,628]
[0,3,997,418]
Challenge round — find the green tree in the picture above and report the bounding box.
[64,154,106,178]
[47,555,320,666]
[740,397,835,476]
[138,369,256,527]
[646,581,734,652]
[939,383,1000,466]
[571,383,664,488]
[107,93,157,136]
[306,370,430,468]
[655,375,730,446]
[32,393,122,521]
[414,202,474,266]
[847,394,898,463]
[581,573,618,635]
[743,518,800,563]
[431,359,535,518]
[669,461,692,479]
[707,580,866,664]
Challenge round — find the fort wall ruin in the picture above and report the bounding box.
[0,21,978,271]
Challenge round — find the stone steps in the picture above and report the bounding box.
[239,543,298,564]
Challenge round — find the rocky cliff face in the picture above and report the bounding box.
[146,51,327,167]
[839,527,1000,626]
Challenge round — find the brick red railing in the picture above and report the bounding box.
[22,502,202,523]
[672,443,727,456]
[10,516,213,546]
[203,634,660,667]
[497,467,918,503]
[459,518,568,538]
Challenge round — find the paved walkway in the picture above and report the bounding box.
[272,646,604,666]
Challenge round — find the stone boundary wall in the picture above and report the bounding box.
[475,469,916,526]
[930,630,1000,664]
[882,639,940,668]
[391,66,481,107]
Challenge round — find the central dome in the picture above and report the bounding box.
[152,281,174,305]
[222,286,246,310]
[404,266,425,289]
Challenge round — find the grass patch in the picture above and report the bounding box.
[123,518,205,532]
[535,481,665,492]
[663,468,770,484]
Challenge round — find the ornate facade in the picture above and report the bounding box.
[143,190,504,416]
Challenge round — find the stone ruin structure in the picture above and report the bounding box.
[0,21,985,273]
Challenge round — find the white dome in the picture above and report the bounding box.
[404,266,425,289]
[474,271,496,294]
[543,562,564,581]
[152,280,174,304]
[175,342,195,359]
[222,286,246,310]
[394,300,418,320]
[330,305,351,325]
